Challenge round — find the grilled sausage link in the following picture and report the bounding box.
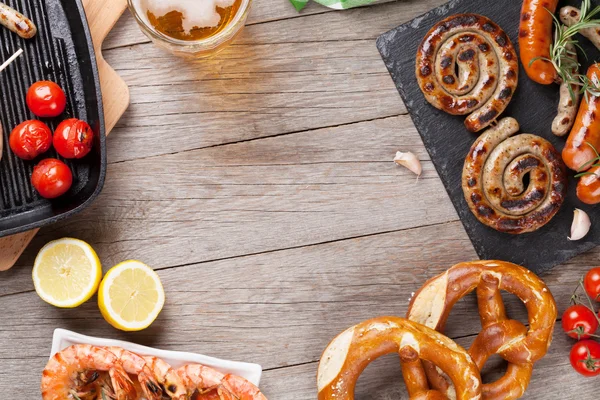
[0,2,36,39]
[561,6,600,50]
[416,14,519,133]
[563,64,600,171]
[463,117,567,234]
[577,166,600,204]
[519,0,559,85]
[552,32,579,137]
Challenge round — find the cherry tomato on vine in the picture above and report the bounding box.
[53,118,94,159]
[31,158,73,199]
[26,81,67,118]
[570,340,600,377]
[562,305,599,339]
[584,267,600,302]
[9,120,52,160]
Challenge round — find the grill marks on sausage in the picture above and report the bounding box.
[462,118,567,234]
[458,49,476,62]
[416,13,518,132]
[498,87,512,99]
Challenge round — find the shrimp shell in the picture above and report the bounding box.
[106,346,162,400]
[41,344,134,400]
[178,364,267,400]
[143,355,187,399]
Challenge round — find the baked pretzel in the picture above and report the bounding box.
[462,117,567,234]
[407,260,557,400]
[317,316,482,400]
[416,14,518,132]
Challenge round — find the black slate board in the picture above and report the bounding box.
[376,0,600,274]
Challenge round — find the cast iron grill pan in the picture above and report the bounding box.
[0,0,105,238]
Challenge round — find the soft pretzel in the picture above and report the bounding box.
[416,14,518,132]
[407,260,557,400]
[317,316,482,400]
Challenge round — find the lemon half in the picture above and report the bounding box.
[98,260,165,331]
[32,238,102,308]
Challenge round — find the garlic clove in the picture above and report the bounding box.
[394,151,422,176]
[568,208,591,241]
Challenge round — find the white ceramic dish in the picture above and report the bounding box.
[50,329,263,385]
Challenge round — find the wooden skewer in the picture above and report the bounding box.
[0,48,23,74]
[0,47,23,162]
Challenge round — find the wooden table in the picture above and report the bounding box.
[1,1,598,397]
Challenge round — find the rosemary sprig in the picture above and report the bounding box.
[532,0,600,100]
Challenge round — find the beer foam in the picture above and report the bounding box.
[145,0,237,32]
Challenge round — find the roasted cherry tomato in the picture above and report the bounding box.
[9,120,52,160]
[26,80,66,117]
[570,340,600,377]
[53,118,94,159]
[562,305,599,340]
[584,267,600,302]
[31,158,73,199]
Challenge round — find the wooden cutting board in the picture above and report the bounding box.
[0,0,130,271]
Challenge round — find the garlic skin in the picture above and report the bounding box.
[394,151,422,176]
[569,208,591,241]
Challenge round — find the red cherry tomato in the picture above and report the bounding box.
[584,267,600,302]
[562,305,599,339]
[53,119,94,159]
[31,158,73,199]
[9,120,52,160]
[26,81,67,118]
[570,340,600,377]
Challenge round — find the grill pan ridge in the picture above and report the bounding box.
[0,0,105,238]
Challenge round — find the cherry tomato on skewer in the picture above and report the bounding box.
[570,340,600,377]
[26,80,66,118]
[9,120,52,160]
[31,158,73,199]
[53,118,94,159]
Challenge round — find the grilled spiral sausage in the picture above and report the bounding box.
[416,14,519,132]
[519,0,559,85]
[0,2,36,39]
[462,117,567,234]
[563,64,600,171]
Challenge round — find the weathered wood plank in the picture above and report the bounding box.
[104,41,403,162]
[1,115,451,292]
[0,221,596,397]
[103,0,446,50]
[100,0,453,163]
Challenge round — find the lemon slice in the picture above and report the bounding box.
[32,238,102,308]
[98,260,165,331]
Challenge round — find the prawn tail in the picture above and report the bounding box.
[138,370,163,400]
[109,365,135,397]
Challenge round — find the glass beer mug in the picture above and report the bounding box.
[128,0,252,58]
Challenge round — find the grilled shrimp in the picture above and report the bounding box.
[41,344,135,400]
[178,364,267,400]
[107,347,163,400]
[143,355,187,399]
